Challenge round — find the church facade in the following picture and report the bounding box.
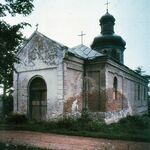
[13,12,148,123]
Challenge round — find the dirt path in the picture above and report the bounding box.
[0,131,150,150]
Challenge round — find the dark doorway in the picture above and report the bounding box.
[29,77,47,120]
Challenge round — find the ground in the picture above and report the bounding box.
[0,131,150,150]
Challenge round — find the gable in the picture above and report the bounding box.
[15,31,67,72]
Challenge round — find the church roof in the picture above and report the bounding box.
[17,31,68,56]
[68,44,103,59]
[17,31,103,61]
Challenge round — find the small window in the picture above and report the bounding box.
[138,85,140,100]
[144,87,147,101]
[113,77,118,100]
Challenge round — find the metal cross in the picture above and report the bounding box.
[105,0,110,13]
[78,31,86,45]
[36,23,39,31]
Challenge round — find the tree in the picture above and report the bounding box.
[0,0,34,17]
[0,0,34,97]
[134,66,150,82]
[134,66,145,75]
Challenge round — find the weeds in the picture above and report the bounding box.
[5,113,27,124]
[0,142,45,150]
[0,113,150,142]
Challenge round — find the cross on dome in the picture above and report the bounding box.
[105,0,110,13]
[36,24,39,31]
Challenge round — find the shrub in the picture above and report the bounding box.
[118,115,150,129]
[140,114,150,128]
[0,142,45,150]
[80,108,93,122]
[2,95,13,115]
[56,117,77,129]
[6,113,27,124]
[148,99,150,115]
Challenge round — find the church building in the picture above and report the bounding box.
[13,11,148,123]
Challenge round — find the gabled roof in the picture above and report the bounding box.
[17,31,103,60]
[68,44,103,59]
[17,31,68,56]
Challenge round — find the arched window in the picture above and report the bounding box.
[144,87,147,101]
[138,85,140,100]
[113,77,118,100]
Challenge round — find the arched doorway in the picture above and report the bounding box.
[29,77,47,120]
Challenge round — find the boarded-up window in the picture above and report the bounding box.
[29,77,47,120]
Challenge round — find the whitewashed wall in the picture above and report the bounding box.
[13,31,65,120]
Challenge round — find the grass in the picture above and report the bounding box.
[0,142,46,150]
[0,113,150,142]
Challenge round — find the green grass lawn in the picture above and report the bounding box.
[0,114,150,142]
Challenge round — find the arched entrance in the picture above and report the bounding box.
[29,77,47,120]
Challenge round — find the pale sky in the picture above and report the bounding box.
[3,0,150,74]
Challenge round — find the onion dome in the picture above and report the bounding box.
[91,34,126,50]
[100,12,115,35]
[91,12,126,64]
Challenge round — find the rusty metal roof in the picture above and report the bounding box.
[68,44,103,59]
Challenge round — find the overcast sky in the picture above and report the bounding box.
[3,0,150,74]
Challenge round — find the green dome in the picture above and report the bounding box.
[91,12,126,50]
[99,12,115,25]
[91,34,126,50]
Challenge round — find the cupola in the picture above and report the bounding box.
[91,11,126,64]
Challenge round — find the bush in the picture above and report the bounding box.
[0,142,45,150]
[2,95,13,115]
[80,108,93,122]
[56,117,77,130]
[140,114,150,128]
[6,113,27,124]
[148,99,150,115]
[118,115,150,129]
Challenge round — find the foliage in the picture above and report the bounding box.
[56,117,77,130]
[134,66,145,75]
[2,95,13,115]
[117,115,150,129]
[0,0,34,17]
[143,74,150,82]
[148,98,150,115]
[80,108,93,122]
[0,142,44,150]
[134,66,150,82]
[5,113,27,124]
[1,114,150,142]
[0,0,34,97]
